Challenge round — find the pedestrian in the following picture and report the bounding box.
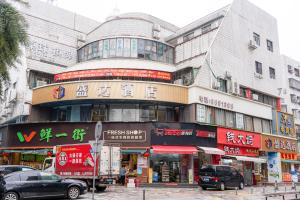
[120,166,127,186]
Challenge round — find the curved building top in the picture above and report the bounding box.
[86,12,179,43]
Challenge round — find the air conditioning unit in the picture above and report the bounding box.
[254,72,263,79]
[153,24,161,32]
[174,79,183,85]
[231,81,240,95]
[77,34,86,42]
[212,81,221,89]
[9,89,17,102]
[252,93,259,101]
[248,40,258,49]
[225,71,232,79]
[291,94,297,103]
[288,65,294,74]
[36,80,47,87]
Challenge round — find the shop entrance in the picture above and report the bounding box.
[150,154,192,183]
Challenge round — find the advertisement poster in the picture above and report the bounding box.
[267,152,282,183]
[56,144,98,177]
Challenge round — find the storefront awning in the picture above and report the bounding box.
[281,160,300,164]
[151,145,198,154]
[198,147,225,155]
[226,156,267,163]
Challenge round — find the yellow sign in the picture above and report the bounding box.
[32,80,188,105]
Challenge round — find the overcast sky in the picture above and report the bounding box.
[52,0,300,61]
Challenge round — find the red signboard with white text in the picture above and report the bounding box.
[217,127,261,157]
[55,144,98,177]
[54,69,172,82]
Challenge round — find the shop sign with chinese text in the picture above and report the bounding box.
[261,134,297,154]
[217,127,261,148]
[199,95,234,110]
[273,111,295,137]
[103,129,146,142]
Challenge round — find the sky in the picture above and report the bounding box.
[51,0,300,61]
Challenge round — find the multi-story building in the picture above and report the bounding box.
[0,0,298,185]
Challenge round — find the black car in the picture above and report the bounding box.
[0,170,87,200]
[198,165,244,191]
[0,165,35,175]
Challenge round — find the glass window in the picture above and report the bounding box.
[295,68,300,77]
[103,39,109,58]
[80,106,91,121]
[151,41,157,60]
[92,105,107,121]
[57,106,71,121]
[137,39,145,58]
[253,117,262,132]
[244,115,253,132]
[255,61,263,74]
[196,104,206,123]
[130,38,138,58]
[78,49,83,62]
[269,67,276,79]
[20,171,40,181]
[92,42,99,58]
[145,40,152,60]
[215,109,225,126]
[253,32,260,46]
[109,39,116,57]
[123,38,131,57]
[87,44,93,60]
[267,39,273,52]
[40,172,60,181]
[109,104,123,121]
[140,105,156,121]
[225,111,234,128]
[157,43,164,62]
[236,113,244,129]
[98,40,103,58]
[122,104,139,121]
[116,38,123,57]
[262,119,271,133]
[218,78,227,93]
[206,106,214,124]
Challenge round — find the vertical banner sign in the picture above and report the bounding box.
[267,152,282,183]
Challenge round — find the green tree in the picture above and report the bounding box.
[0,0,28,96]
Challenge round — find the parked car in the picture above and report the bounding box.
[198,165,244,191]
[0,170,87,200]
[0,165,35,175]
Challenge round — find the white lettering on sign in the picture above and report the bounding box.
[226,131,254,146]
[199,95,234,110]
[121,83,134,97]
[98,84,111,97]
[76,85,88,97]
[145,86,157,99]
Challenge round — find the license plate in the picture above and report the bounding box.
[203,178,209,182]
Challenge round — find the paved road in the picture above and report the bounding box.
[70,185,300,200]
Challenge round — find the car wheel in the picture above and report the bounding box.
[219,182,225,191]
[68,186,80,199]
[96,186,107,192]
[201,186,207,190]
[239,182,244,190]
[4,192,19,200]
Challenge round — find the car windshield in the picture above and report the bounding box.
[199,166,216,176]
[43,159,53,170]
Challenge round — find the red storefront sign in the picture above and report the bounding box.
[54,69,172,82]
[55,144,98,176]
[217,127,261,157]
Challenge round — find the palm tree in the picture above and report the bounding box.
[0,0,28,96]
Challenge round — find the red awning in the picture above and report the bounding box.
[151,145,198,154]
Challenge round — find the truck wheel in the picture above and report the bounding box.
[96,186,107,192]
[68,186,80,199]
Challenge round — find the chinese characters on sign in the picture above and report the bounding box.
[265,137,297,152]
[199,95,234,110]
[121,83,134,97]
[226,131,254,146]
[17,128,87,143]
[76,85,88,97]
[98,84,111,97]
[277,112,295,136]
[103,129,146,142]
[155,128,193,136]
[145,86,157,99]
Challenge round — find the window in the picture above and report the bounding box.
[267,40,273,52]
[57,106,71,121]
[215,109,225,126]
[269,67,276,79]
[196,104,206,123]
[255,61,263,74]
[218,78,227,93]
[262,119,271,133]
[225,111,234,128]
[235,113,244,129]
[244,115,254,132]
[253,117,262,133]
[140,105,156,121]
[40,172,60,181]
[80,106,91,121]
[288,65,293,73]
[122,104,139,121]
[109,104,123,121]
[20,171,40,181]
[92,105,107,121]
[253,32,260,46]
[183,32,194,42]
[295,68,300,77]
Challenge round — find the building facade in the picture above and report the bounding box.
[0,0,299,185]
